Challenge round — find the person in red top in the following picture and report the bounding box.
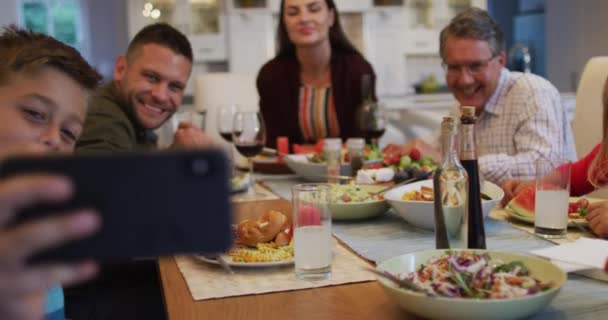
[501,77,608,237]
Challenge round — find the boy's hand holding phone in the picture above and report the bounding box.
[0,175,100,320]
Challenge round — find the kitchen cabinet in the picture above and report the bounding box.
[335,0,372,12]
[226,10,275,73]
[127,0,227,62]
[404,0,486,55]
[123,0,488,95]
[363,7,406,96]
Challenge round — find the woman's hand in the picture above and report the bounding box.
[500,179,534,208]
[585,201,608,238]
[0,175,100,320]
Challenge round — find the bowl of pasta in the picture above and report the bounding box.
[375,249,566,320]
[385,179,503,230]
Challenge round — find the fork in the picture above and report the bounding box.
[205,253,234,274]
[364,267,434,297]
[570,220,593,235]
[361,173,430,201]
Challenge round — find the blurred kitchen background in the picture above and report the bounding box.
[1,0,607,143]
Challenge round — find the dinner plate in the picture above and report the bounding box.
[504,197,595,227]
[230,173,250,194]
[194,254,294,268]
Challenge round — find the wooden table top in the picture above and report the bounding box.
[157,198,413,320]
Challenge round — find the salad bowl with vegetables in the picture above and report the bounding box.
[285,142,439,183]
[375,250,566,320]
[327,184,389,220]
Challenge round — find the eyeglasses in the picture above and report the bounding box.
[442,56,497,77]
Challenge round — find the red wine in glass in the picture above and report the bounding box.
[232,111,266,198]
[235,143,264,158]
[220,132,233,142]
[361,128,386,144]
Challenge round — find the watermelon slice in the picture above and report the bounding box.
[507,185,536,219]
[507,185,589,219]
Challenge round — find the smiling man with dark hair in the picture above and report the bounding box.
[76,22,209,154]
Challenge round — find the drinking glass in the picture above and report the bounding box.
[534,159,572,239]
[356,101,386,150]
[218,105,239,168]
[292,183,332,280]
[233,111,266,198]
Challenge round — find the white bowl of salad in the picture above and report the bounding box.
[375,250,566,320]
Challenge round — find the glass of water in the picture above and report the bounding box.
[534,159,572,238]
[292,184,332,280]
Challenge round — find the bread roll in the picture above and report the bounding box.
[237,210,287,246]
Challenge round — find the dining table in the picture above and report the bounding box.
[157,175,608,320]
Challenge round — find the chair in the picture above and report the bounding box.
[572,56,608,158]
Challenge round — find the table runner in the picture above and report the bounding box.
[232,183,279,203]
[489,209,595,244]
[174,244,375,301]
[262,178,608,319]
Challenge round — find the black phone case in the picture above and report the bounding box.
[0,150,233,263]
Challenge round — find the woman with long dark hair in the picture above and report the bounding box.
[257,0,376,148]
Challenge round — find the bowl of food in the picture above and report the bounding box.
[375,249,566,320]
[284,154,350,182]
[328,184,390,220]
[385,179,504,230]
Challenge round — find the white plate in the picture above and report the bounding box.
[194,254,294,268]
[230,173,250,194]
[504,205,589,227]
[284,154,350,182]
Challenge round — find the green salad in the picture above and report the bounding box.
[329,185,384,203]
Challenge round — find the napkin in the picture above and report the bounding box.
[531,238,608,281]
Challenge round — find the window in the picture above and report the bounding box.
[19,0,88,59]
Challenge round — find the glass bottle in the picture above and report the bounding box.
[346,138,365,176]
[460,106,486,249]
[324,138,342,184]
[356,74,385,149]
[433,117,468,249]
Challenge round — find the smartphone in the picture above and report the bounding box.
[0,149,233,264]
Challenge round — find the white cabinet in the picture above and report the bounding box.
[227,11,275,73]
[403,0,486,55]
[336,0,372,12]
[127,0,227,62]
[363,8,406,96]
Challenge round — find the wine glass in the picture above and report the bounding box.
[232,111,266,198]
[356,100,386,150]
[217,104,239,168]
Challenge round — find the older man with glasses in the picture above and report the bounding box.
[435,7,576,185]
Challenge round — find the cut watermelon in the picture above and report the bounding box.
[507,185,536,219]
[507,185,589,219]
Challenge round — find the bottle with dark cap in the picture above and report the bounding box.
[460,106,486,249]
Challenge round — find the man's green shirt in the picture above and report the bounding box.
[76,82,157,153]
